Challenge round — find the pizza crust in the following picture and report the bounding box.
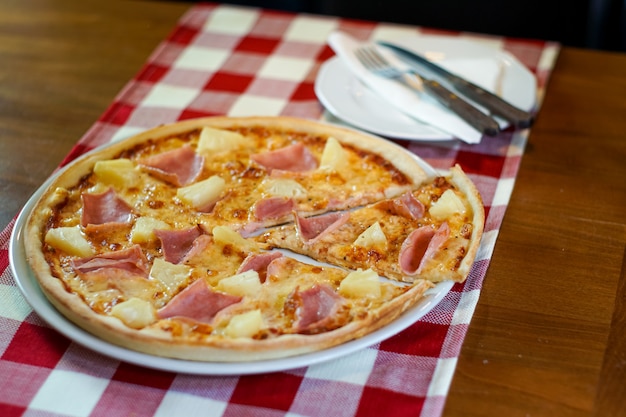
[447,164,485,280]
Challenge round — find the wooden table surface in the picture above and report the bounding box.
[1,1,625,416]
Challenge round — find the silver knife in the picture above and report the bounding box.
[378,41,535,129]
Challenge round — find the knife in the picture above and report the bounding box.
[378,41,535,129]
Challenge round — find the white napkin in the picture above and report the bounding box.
[328,31,484,144]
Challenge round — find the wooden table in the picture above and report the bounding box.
[446,49,626,417]
[1,1,624,416]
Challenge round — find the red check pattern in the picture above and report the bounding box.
[0,3,560,417]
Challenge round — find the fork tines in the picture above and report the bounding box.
[354,47,402,78]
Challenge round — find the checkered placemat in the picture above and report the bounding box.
[0,4,559,417]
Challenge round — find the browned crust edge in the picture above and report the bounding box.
[448,164,485,282]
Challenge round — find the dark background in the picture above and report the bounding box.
[212,0,626,51]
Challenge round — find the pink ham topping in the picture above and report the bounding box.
[81,188,133,227]
[155,226,203,264]
[157,279,242,323]
[398,222,450,275]
[373,191,425,220]
[237,252,283,283]
[251,143,318,173]
[394,192,425,219]
[179,234,213,264]
[139,145,204,186]
[72,244,149,278]
[254,197,295,221]
[265,256,288,280]
[291,284,344,333]
[295,212,349,243]
[417,222,450,273]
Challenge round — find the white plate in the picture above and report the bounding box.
[315,35,537,141]
[9,139,450,376]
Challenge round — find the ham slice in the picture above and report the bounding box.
[251,143,318,173]
[394,192,425,219]
[157,279,242,323]
[179,234,213,264]
[237,252,283,283]
[289,285,344,333]
[139,145,204,186]
[155,226,203,264]
[81,188,133,227]
[295,212,349,243]
[254,197,295,221]
[398,223,450,275]
[265,256,288,280]
[417,222,450,273]
[240,221,264,238]
[72,244,149,278]
[373,192,425,220]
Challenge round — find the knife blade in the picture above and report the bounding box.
[378,41,535,129]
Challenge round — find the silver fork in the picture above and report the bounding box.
[355,46,500,136]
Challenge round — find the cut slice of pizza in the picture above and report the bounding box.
[257,165,485,283]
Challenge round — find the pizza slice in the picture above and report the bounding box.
[257,165,485,283]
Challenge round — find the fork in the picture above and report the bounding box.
[355,46,500,136]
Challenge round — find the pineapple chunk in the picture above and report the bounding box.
[177,175,225,209]
[212,225,257,253]
[224,309,263,338]
[216,270,261,297]
[319,137,348,172]
[130,217,169,243]
[149,258,191,292]
[260,178,307,198]
[110,297,155,329]
[429,189,466,221]
[93,159,139,188]
[353,221,388,249]
[44,226,94,257]
[339,268,381,298]
[197,126,247,154]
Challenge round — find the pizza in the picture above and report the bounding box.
[23,116,484,362]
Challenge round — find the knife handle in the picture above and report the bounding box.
[422,79,500,137]
[451,77,534,128]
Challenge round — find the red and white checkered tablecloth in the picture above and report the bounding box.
[0,3,559,417]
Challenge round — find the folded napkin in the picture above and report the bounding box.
[328,31,484,144]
